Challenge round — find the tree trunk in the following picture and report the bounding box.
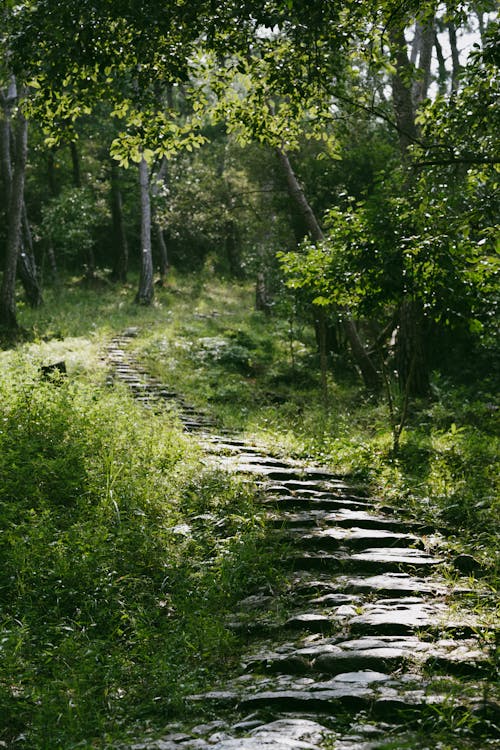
[135,156,154,304]
[18,202,43,307]
[414,19,434,104]
[69,140,95,281]
[388,27,418,158]
[395,299,429,397]
[276,147,380,391]
[150,157,169,285]
[388,22,431,396]
[434,32,448,96]
[45,149,60,284]
[4,117,43,308]
[255,271,271,315]
[276,148,324,241]
[110,160,128,282]
[0,104,28,331]
[474,7,485,45]
[447,20,461,93]
[154,220,169,285]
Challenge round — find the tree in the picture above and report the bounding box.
[0,86,28,331]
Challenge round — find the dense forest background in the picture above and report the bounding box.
[0,1,499,748]
[1,0,498,397]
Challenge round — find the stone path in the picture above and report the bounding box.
[107,332,499,750]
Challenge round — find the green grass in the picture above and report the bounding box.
[1,269,498,746]
[0,293,286,748]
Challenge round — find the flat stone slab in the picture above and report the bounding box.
[298,528,422,551]
[349,598,450,635]
[207,719,334,750]
[350,547,443,567]
[315,510,416,532]
[130,719,336,750]
[290,547,443,575]
[330,572,451,597]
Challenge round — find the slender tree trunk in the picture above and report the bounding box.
[154,220,169,285]
[255,271,271,315]
[474,7,485,45]
[395,299,429,396]
[135,156,154,304]
[110,160,128,282]
[410,23,422,66]
[388,27,418,158]
[389,22,430,396]
[447,20,461,93]
[18,202,43,307]
[276,147,380,391]
[150,157,169,285]
[414,20,434,104]
[434,32,448,95]
[276,148,324,240]
[0,104,28,330]
[0,96,12,187]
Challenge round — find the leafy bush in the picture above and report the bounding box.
[40,186,110,270]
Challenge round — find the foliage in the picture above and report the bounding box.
[40,185,110,269]
[0,344,283,748]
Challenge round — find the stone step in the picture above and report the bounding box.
[189,672,493,722]
[293,572,453,598]
[265,497,373,515]
[265,479,358,494]
[287,527,423,552]
[242,635,493,678]
[289,546,444,575]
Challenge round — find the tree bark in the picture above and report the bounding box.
[18,202,43,307]
[388,21,431,396]
[447,20,461,93]
[0,104,28,330]
[135,156,154,304]
[110,160,128,282]
[45,148,60,284]
[276,147,380,391]
[154,220,169,284]
[150,157,169,285]
[395,299,429,397]
[255,271,271,315]
[434,32,448,96]
[414,19,434,104]
[388,27,418,158]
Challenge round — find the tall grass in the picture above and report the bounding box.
[0,348,282,748]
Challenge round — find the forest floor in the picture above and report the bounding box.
[0,271,498,749]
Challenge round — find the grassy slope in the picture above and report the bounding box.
[1,271,498,748]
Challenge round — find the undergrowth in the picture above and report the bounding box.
[2,269,498,746]
[0,350,283,748]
